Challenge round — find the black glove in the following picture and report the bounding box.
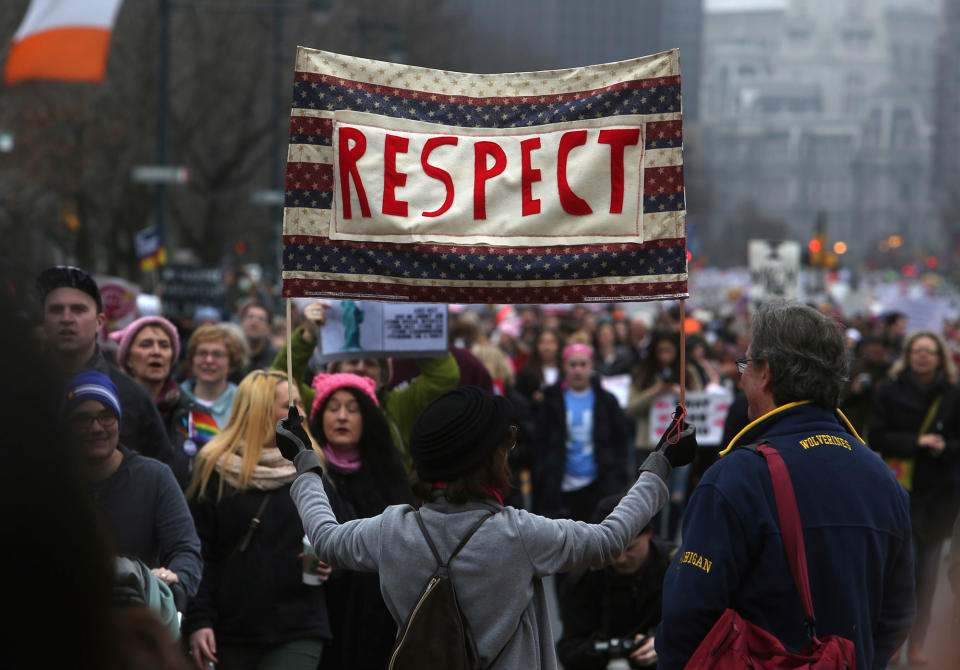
[639,405,698,481]
[656,409,697,468]
[276,406,322,474]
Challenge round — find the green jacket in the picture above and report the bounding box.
[273,326,460,468]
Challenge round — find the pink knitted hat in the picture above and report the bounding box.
[108,316,181,370]
[311,372,379,419]
[562,343,594,360]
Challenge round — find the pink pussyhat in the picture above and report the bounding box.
[562,343,594,360]
[108,316,181,371]
[310,372,379,419]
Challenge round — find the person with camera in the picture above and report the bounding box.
[838,334,891,438]
[556,494,677,669]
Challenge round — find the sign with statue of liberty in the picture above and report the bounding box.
[317,300,449,362]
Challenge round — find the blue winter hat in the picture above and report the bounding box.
[61,371,122,421]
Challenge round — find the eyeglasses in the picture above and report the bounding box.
[909,347,939,356]
[195,349,227,360]
[68,410,118,430]
[510,424,519,450]
[736,358,754,375]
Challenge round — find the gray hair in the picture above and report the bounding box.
[750,301,847,408]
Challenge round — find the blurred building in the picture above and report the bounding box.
[699,0,940,267]
[446,0,704,119]
[933,0,960,236]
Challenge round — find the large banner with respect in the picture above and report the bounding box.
[282,48,687,304]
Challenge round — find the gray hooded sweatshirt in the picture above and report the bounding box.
[291,467,668,669]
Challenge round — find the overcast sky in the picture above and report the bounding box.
[705,0,788,10]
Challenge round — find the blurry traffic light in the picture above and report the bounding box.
[808,238,822,254]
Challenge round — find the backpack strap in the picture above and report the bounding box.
[415,510,495,572]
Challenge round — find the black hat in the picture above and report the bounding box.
[36,266,102,312]
[410,386,515,481]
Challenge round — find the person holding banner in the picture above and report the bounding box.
[272,301,459,467]
[868,330,960,665]
[278,385,696,670]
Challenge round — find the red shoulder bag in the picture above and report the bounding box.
[684,443,857,669]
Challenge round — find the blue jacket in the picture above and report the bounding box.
[656,402,915,670]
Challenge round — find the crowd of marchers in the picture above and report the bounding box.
[5,263,960,670]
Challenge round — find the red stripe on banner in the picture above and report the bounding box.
[645,120,683,142]
[293,72,682,108]
[285,162,333,191]
[282,277,688,304]
[281,235,686,256]
[644,166,684,193]
[289,116,332,138]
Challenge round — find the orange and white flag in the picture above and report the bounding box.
[4,0,124,85]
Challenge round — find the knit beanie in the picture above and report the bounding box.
[61,371,122,420]
[410,386,514,481]
[310,372,379,419]
[108,316,181,371]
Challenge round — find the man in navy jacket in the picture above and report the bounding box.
[657,301,915,670]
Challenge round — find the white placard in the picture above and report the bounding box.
[648,388,734,447]
[600,374,632,408]
[748,239,800,308]
[319,300,448,362]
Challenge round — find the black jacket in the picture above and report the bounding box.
[183,471,333,644]
[557,536,676,670]
[89,446,203,599]
[320,460,413,670]
[869,371,960,542]
[157,384,208,489]
[532,378,629,518]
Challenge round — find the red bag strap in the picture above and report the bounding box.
[756,443,819,642]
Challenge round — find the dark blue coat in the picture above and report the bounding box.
[656,402,915,670]
[532,378,629,518]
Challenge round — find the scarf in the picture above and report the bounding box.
[155,379,181,423]
[323,444,362,474]
[215,444,298,491]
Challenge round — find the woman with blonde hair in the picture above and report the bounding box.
[870,330,960,665]
[183,370,333,670]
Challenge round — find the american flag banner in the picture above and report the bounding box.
[283,48,687,304]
